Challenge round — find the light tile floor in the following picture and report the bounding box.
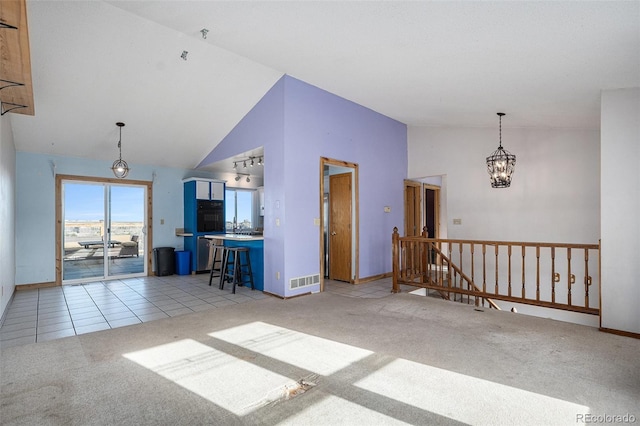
[0,275,415,349]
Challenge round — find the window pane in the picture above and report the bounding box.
[225,190,235,232]
[236,191,253,230]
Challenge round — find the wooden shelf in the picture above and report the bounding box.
[0,0,34,116]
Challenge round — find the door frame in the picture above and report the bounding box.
[404,179,422,236]
[404,180,442,238]
[55,174,153,286]
[319,157,359,291]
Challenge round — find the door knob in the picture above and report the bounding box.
[331,231,337,236]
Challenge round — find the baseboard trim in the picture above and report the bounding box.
[16,281,58,291]
[0,289,17,328]
[599,327,640,340]
[353,272,391,285]
[263,291,312,300]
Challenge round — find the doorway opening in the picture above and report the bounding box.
[319,157,359,291]
[55,174,152,285]
[424,184,440,239]
[403,179,442,238]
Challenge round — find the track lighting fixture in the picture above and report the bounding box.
[231,155,264,170]
[234,172,251,183]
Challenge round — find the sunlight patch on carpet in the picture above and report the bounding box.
[124,339,296,415]
[354,358,590,425]
[209,321,373,376]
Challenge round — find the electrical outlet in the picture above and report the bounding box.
[453,218,462,225]
[160,218,165,225]
[276,218,280,227]
[276,271,280,280]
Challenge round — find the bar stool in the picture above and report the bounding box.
[219,246,254,294]
[207,242,225,286]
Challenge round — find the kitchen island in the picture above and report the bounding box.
[204,234,264,291]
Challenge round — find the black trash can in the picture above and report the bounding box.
[154,247,175,276]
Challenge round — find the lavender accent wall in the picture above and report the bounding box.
[198,77,286,295]
[199,75,407,297]
[282,77,406,295]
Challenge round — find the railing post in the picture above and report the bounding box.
[584,248,590,309]
[421,227,428,283]
[521,244,526,299]
[495,245,499,295]
[536,246,541,301]
[507,244,512,297]
[392,227,400,293]
[567,247,572,306]
[551,247,556,303]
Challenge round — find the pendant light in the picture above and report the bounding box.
[486,113,516,188]
[111,122,129,178]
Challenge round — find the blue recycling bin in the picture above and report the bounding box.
[175,250,191,275]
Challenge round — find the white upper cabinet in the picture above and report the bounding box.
[196,180,210,199]
[184,178,226,201]
[211,182,224,200]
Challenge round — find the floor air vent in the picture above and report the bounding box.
[289,274,320,290]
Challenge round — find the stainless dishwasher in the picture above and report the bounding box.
[196,237,211,273]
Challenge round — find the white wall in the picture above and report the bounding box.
[0,116,16,319]
[408,126,600,243]
[601,88,640,334]
[408,125,601,325]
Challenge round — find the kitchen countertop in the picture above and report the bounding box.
[203,234,264,241]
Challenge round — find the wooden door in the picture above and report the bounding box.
[404,180,421,236]
[329,172,352,282]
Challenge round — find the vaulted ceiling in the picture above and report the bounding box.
[6,1,640,174]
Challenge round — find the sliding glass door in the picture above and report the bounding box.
[62,180,147,283]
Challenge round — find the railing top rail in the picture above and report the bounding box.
[396,236,599,250]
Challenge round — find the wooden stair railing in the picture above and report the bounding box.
[391,227,600,316]
[426,242,501,310]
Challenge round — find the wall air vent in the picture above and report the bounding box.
[289,274,320,290]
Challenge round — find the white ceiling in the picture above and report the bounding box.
[9,1,640,176]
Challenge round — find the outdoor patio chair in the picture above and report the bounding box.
[119,235,139,257]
